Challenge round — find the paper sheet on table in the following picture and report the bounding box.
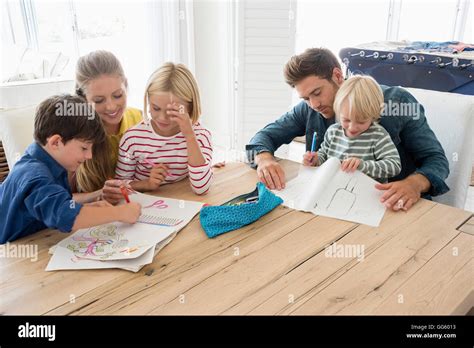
[46,193,204,271]
[46,242,156,272]
[273,157,386,227]
[46,233,176,272]
[129,192,204,230]
[55,221,176,261]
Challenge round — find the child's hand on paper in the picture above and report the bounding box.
[167,102,194,137]
[341,157,361,172]
[303,151,318,166]
[118,202,142,224]
[147,164,169,190]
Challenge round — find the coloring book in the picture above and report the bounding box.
[46,192,203,272]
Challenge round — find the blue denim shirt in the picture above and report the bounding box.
[0,142,83,244]
[246,85,450,198]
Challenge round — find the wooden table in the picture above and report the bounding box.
[1,160,473,315]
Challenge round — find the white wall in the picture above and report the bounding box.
[236,0,295,157]
[193,0,235,150]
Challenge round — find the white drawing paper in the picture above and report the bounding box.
[274,157,386,227]
[130,192,203,230]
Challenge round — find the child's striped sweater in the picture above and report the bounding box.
[317,122,401,182]
[116,121,213,194]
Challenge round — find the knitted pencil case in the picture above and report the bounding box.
[199,182,283,238]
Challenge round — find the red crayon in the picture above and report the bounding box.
[120,185,130,203]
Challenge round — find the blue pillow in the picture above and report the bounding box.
[199,182,283,238]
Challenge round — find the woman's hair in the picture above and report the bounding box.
[333,75,384,123]
[144,62,201,124]
[74,50,127,193]
[75,50,127,96]
[75,138,115,193]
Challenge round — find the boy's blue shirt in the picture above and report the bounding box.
[246,85,450,198]
[0,142,83,244]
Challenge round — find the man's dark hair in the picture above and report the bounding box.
[34,94,106,145]
[284,48,341,87]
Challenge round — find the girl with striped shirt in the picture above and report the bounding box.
[303,75,401,183]
[116,63,213,195]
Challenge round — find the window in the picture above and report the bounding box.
[1,0,193,108]
[295,0,391,58]
[397,0,459,41]
[295,0,472,57]
[72,0,158,107]
[293,0,472,105]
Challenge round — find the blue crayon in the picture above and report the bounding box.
[311,131,317,152]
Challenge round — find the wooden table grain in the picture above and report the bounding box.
[1,160,473,315]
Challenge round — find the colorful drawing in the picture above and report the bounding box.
[66,225,147,261]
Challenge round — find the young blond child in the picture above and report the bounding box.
[115,63,213,195]
[0,95,141,244]
[303,75,401,183]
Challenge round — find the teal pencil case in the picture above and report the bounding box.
[199,182,283,238]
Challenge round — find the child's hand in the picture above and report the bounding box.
[147,164,169,190]
[341,157,361,172]
[85,200,113,207]
[303,151,318,166]
[118,202,142,224]
[167,102,194,137]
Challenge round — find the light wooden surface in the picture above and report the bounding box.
[1,160,473,315]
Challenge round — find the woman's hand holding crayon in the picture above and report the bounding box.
[102,179,131,205]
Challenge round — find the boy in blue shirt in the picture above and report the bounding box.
[0,94,141,244]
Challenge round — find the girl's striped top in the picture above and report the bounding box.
[115,121,213,195]
[317,122,401,182]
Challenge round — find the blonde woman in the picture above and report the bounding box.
[115,62,213,195]
[303,75,401,183]
[73,50,142,204]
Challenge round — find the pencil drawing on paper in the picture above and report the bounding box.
[325,177,358,216]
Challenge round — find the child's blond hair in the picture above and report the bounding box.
[144,63,202,124]
[333,75,383,122]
